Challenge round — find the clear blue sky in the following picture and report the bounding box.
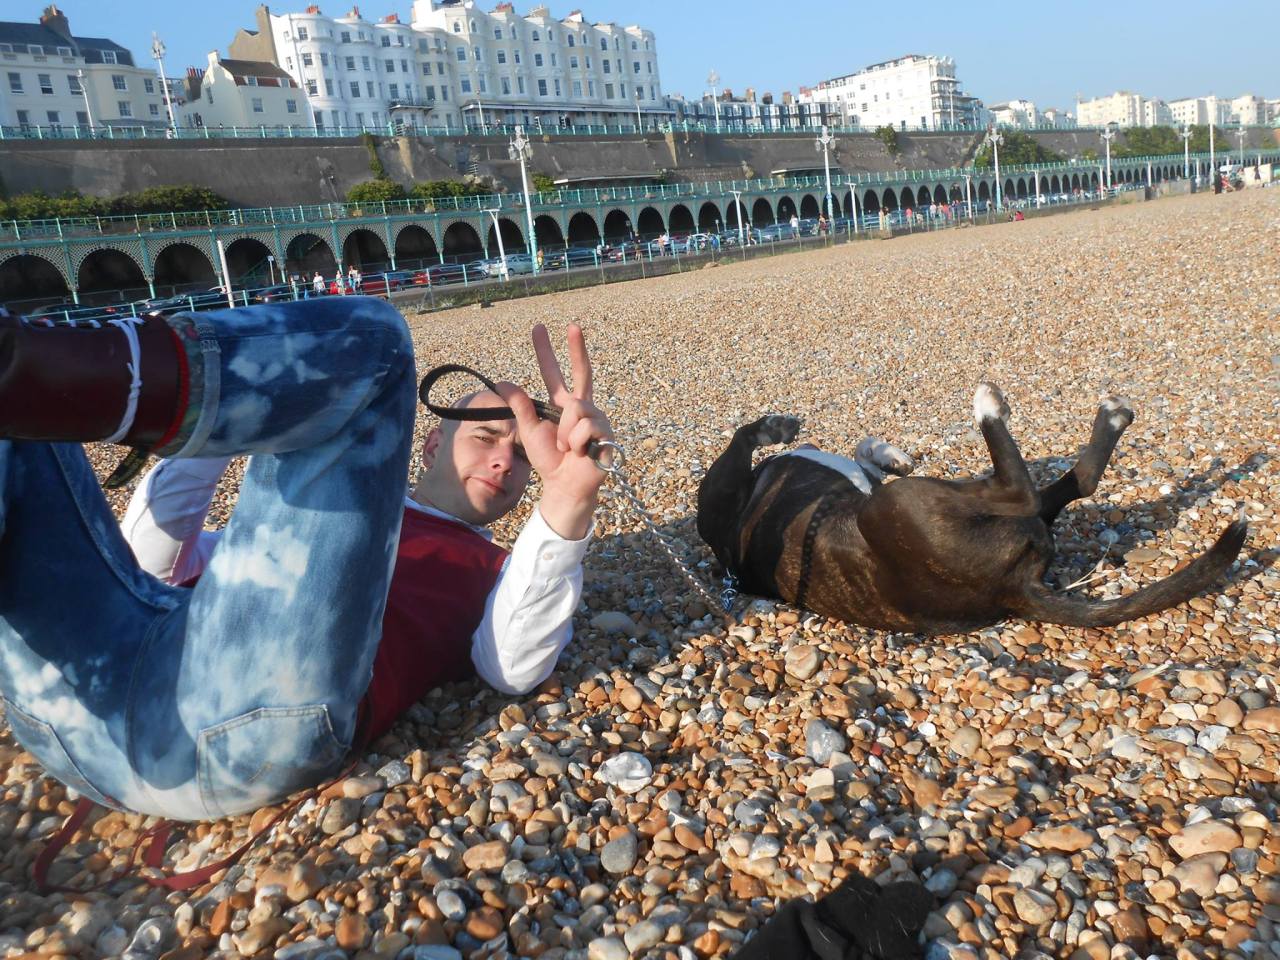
[48,0,1275,110]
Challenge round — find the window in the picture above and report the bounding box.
[366,81,374,96]
[68,74,82,94]
[424,85,435,100]
[46,109,60,125]
[469,19,476,32]
[567,34,575,47]
[460,78,471,93]
[550,53,557,66]
[616,59,622,73]
[570,55,578,69]
[647,61,652,74]
[600,37,607,50]
[118,100,132,117]
[422,62,431,75]
[287,99,298,113]
[554,79,560,96]
[537,79,547,97]
[620,83,626,97]
[112,74,127,91]
[324,78,334,95]
[385,59,394,73]
[572,80,581,96]
[206,87,213,104]
[245,76,259,86]
[346,56,356,70]
[614,38,621,50]
[586,55,591,68]
[633,61,640,74]
[452,21,461,33]
[302,52,313,67]
[16,109,29,127]
[144,77,155,93]
[57,46,72,56]
[296,26,308,40]
[286,55,293,69]
[362,56,371,70]
[389,83,398,97]
[306,79,317,95]
[496,50,506,64]
[397,35,405,46]
[602,59,610,74]
[456,47,466,61]
[534,53,543,67]
[418,39,428,52]
[101,50,117,64]
[478,76,486,93]
[349,81,360,97]
[514,51,521,64]
[501,77,510,94]
[150,102,160,116]
[603,83,613,98]
[532,30,540,41]
[588,80,594,96]
[381,35,390,47]
[632,40,638,50]
[341,31,351,43]
[356,111,364,124]
[76,110,88,125]
[400,59,408,72]
[320,52,329,66]
[474,47,483,61]
[517,76,524,94]
[38,73,52,94]
[494,27,502,39]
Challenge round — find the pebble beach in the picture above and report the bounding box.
[3,187,1279,960]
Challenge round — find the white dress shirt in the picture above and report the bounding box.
[121,457,590,695]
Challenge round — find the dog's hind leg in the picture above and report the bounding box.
[973,382,1038,515]
[697,415,800,568]
[1038,395,1134,525]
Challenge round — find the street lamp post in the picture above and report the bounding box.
[1209,121,1216,186]
[728,189,746,246]
[814,124,835,225]
[1101,123,1116,192]
[151,33,178,133]
[634,88,643,133]
[985,126,1004,210]
[1180,124,1192,180]
[964,174,973,220]
[707,70,721,130]
[483,208,509,281]
[76,69,95,133]
[510,126,538,274]
[1235,127,1246,170]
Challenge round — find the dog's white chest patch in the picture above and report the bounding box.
[785,449,873,494]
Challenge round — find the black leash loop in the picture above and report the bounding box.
[418,363,623,471]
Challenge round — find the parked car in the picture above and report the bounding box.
[796,218,820,236]
[250,283,297,304]
[136,287,232,315]
[543,246,599,270]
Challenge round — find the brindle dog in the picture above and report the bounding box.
[696,384,1247,634]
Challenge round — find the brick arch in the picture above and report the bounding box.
[69,242,145,280]
[0,249,73,289]
[394,221,438,250]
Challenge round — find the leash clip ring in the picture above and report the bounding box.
[589,439,625,474]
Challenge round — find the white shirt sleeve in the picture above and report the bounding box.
[121,457,232,584]
[471,505,592,695]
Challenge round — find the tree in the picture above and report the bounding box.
[874,126,900,155]
[409,179,489,200]
[531,173,556,194]
[973,130,1064,169]
[346,179,407,203]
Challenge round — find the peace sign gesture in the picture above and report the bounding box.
[492,324,613,540]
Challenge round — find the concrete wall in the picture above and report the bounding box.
[1,127,1274,210]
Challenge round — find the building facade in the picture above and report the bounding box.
[0,5,166,131]
[231,1,669,132]
[181,52,304,129]
[988,98,1039,128]
[804,55,985,130]
[669,86,837,130]
[1077,91,1171,128]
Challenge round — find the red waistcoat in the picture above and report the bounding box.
[357,507,508,741]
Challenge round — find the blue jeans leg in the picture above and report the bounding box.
[0,297,416,819]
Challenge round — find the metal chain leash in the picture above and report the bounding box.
[595,448,739,618]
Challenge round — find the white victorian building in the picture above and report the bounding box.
[803,55,985,131]
[228,1,670,132]
[0,5,167,132]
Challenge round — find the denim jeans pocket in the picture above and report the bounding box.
[196,705,348,819]
[1,697,114,807]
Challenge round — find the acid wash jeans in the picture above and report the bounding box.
[0,297,416,820]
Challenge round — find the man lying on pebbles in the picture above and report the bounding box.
[0,300,612,821]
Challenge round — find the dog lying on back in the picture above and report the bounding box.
[696,384,1247,634]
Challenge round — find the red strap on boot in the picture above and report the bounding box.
[33,755,361,894]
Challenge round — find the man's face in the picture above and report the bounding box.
[417,392,533,526]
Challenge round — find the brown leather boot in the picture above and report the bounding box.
[0,313,188,484]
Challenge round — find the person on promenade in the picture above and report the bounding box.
[0,300,611,821]
[311,271,325,296]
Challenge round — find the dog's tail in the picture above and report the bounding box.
[1011,520,1247,628]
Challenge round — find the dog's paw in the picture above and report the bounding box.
[753,414,801,447]
[856,437,916,476]
[1099,395,1135,431]
[973,382,1010,426]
